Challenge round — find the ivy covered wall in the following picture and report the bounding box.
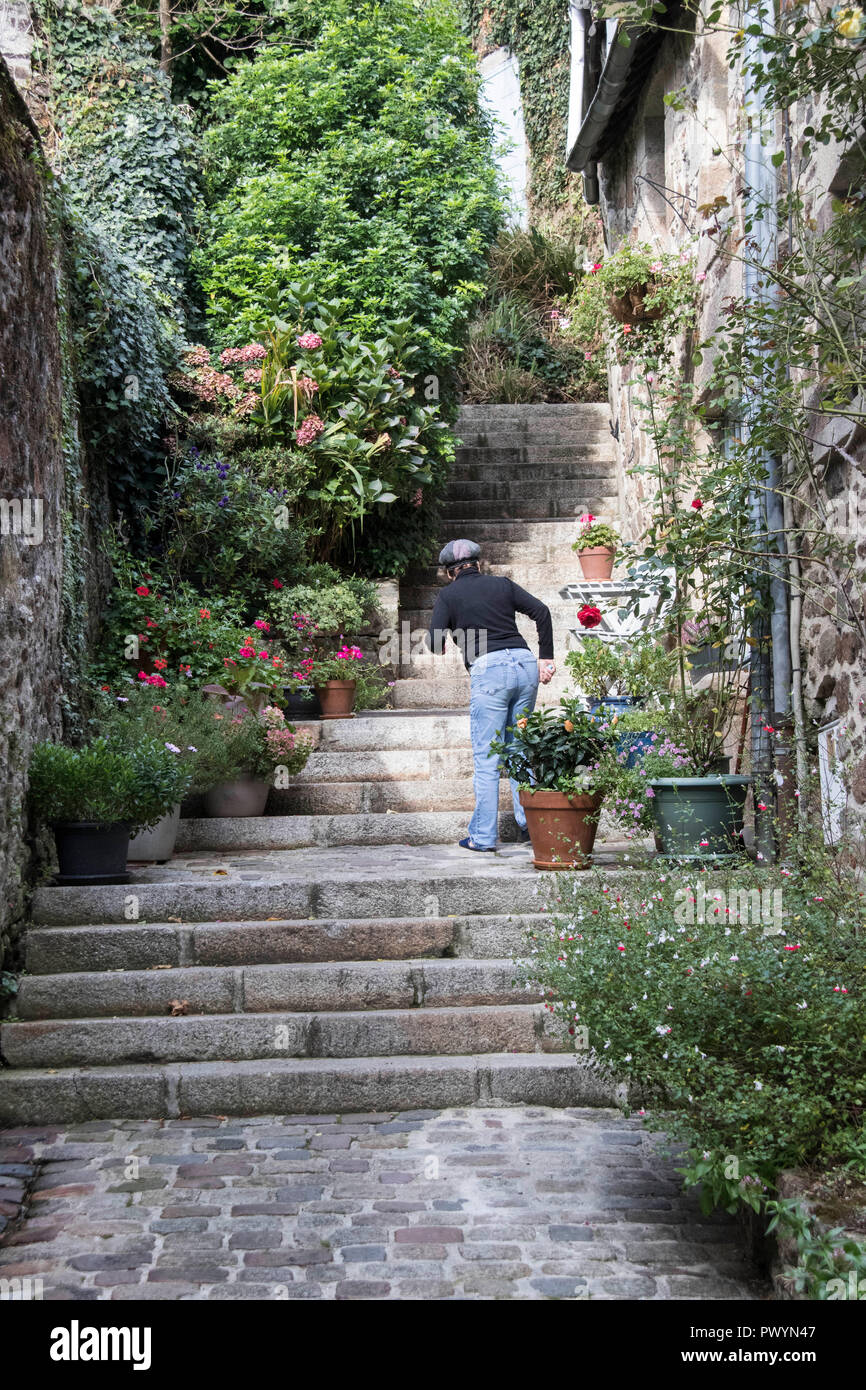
[0,57,109,972]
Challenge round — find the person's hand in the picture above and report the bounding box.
[538,660,556,685]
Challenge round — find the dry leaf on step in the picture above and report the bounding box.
[168,999,190,1016]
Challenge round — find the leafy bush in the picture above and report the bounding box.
[525,861,866,1209]
[269,567,379,638]
[565,635,678,702]
[157,449,308,612]
[461,229,607,403]
[195,0,503,380]
[29,738,191,832]
[253,289,452,559]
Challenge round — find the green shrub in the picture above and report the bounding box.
[29,738,191,832]
[269,568,379,637]
[461,230,607,403]
[195,0,503,379]
[157,450,308,612]
[525,862,866,1207]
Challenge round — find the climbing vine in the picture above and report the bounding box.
[31,0,198,526]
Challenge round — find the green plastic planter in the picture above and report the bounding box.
[649,776,751,859]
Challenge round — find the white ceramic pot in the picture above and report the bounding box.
[127,804,182,862]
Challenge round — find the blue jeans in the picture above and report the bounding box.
[468,648,539,849]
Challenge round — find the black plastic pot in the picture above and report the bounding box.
[283,689,322,721]
[52,821,132,885]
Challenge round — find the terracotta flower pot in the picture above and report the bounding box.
[518,789,603,871]
[202,776,270,818]
[314,680,357,720]
[578,546,616,580]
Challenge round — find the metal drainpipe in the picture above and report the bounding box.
[741,8,792,862]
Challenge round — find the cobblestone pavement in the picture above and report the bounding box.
[0,1107,768,1301]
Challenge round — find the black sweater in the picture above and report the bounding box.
[427,569,554,670]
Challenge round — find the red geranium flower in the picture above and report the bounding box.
[272,579,284,590]
[577,604,603,629]
[136,585,150,597]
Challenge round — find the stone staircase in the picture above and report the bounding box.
[392,402,617,709]
[0,402,627,1125]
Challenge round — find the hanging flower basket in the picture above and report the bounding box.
[606,284,666,326]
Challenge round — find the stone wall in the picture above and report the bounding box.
[590,23,866,837]
[0,57,108,970]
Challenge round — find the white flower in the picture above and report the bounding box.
[754,1080,763,1090]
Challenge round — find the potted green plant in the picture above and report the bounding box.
[190,703,314,816]
[572,515,621,580]
[492,702,613,870]
[202,632,289,715]
[640,734,750,859]
[29,738,192,884]
[312,643,364,719]
[93,683,202,862]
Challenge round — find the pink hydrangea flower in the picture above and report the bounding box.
[296,414,325,447]
[297,332,323,351]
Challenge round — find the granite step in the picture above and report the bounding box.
[452,446,615,467]
[173,810,514,852]
[0,1002,558,1068]
[30,849,556,926]
[14,957,533,1021]
[23,913,547,975]
[440,496,617,522]
[269,777,514,815]
[0,1053,622,1125]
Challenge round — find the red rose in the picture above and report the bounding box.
[577,604,603,629]
[136,585,150,597]
[691,498,703,510]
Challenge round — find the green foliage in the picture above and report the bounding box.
[36,0,197,523]
[269,568,378,638]
[569,243,698,365]
[196,0,503,381]
[491,700,613,792]
[565,635,677,702]
[29,737,191,832]
[253,287,452,560]
[157,448,308,612]
[524,859,866,1198]
[461,229,607,403]
[464,0,588,224]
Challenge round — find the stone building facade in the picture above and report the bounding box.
[566,8,866,839]
[0,51,109,970]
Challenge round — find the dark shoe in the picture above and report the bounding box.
[517,827,531,843]
[458,837,496,853]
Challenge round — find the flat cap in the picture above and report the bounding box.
[438,538,481,567]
